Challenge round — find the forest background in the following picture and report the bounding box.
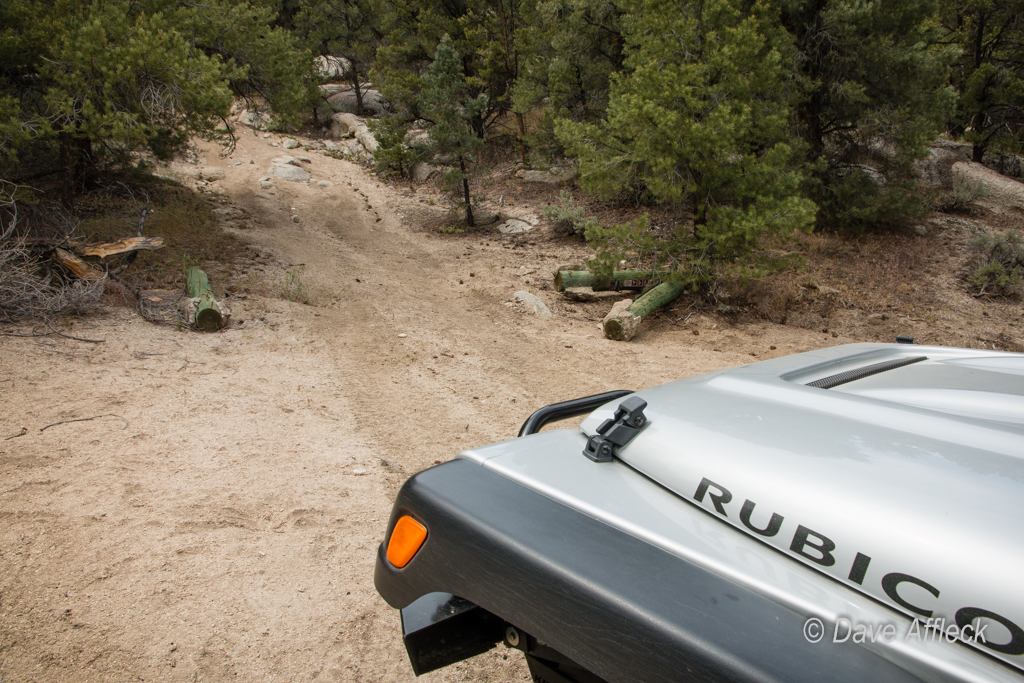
[3,0,1024,302]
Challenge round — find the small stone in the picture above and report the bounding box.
[198,167,226,181]
[271,142,279,147]
[498,219,533,234]
[398,333,408,338]
[262,133,271,138]
[513,291,553,318]
[259,180,274,189]
[317,181,333,188]
[291,215,299,223]
[352,469,367,475]
[271,165,310,182]
[255,193,272,200]
[297,156,312,163]
[283,139,301,149]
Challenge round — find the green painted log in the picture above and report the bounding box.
[185,267,224,332]
[554,270,668,292]
[603,280,686,341]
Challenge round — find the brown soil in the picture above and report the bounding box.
[2,129,1022,683]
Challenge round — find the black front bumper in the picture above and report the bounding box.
[374,459,928,683]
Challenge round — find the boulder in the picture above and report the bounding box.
[498,219,533,234]
[320,83,348,97]
[952,161,1024,212]
[355,127,378,154]
[315,55,351,82]
[271,165,310,182]
[514,291,552,318]
[405,129,431,146]
[198,167,225,181]
[327,88,388,116]
[330,113,363,139]
[515,166,578,184]
[916,147,960,189]
[283,139,301,149]
[411,162,437,182]
[473,208,500,226]
[233,109,273,130]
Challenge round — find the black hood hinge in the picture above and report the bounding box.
[583,396,648,463]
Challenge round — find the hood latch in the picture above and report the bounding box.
[583,396,648,463]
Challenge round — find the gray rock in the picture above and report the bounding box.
[330,112,363,139]
[953,161,1024,212]
[327,89,388,116]
[323,140,338,151]
[198,167,226,181]
[320,83,348,96]
[473,209,500,226]
[297,156,312,163]
[271,156,301,167]
[563,287,624,302]
[405,129,431,146]
[283,139,301,149]
[271,165,311,182]
[315,55,351,82]
[411,162,438,182]
[498,219,533,234]
[515,167,578,184]
[355,128,378,154]
[514,291,553,318]
[317,181,333,188]
[255,193,273,200]
[259,180,274,189]
[234,109,274,130]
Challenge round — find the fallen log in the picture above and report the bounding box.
[603,280,685,341]
[78,237,164,258]
[185,267,225,331]
[554,270,668,292]
[53,247,104,281]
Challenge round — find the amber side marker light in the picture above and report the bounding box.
[387,516,428,568]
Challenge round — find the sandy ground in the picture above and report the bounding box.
[1,132,870,682]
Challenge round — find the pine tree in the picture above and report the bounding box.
[557,0,815,284]
[776,0,957,228]
[417,36,487,226]
[514,0,625,159]
[940,0,1024,162]
[372,0,516,136]
[0,0,314,192]
[294,0,383,116]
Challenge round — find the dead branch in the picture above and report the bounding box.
[39,414,128,432]
[4,427,27,440]
[44,321,105,343]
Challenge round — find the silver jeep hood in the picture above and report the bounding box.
[580,343,1024,673]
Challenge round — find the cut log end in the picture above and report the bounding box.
[195,307,223,332]
[603,299,640,341]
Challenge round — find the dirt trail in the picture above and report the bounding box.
[0,131,829,682]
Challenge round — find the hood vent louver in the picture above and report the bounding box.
[807,356,928,390]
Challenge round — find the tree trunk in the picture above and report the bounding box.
[602,280,685,341]
[185,267,224,332]
[59,132,73,210]
[351,63,364,117]
[554,270,668,292]
[461,157,474,226]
